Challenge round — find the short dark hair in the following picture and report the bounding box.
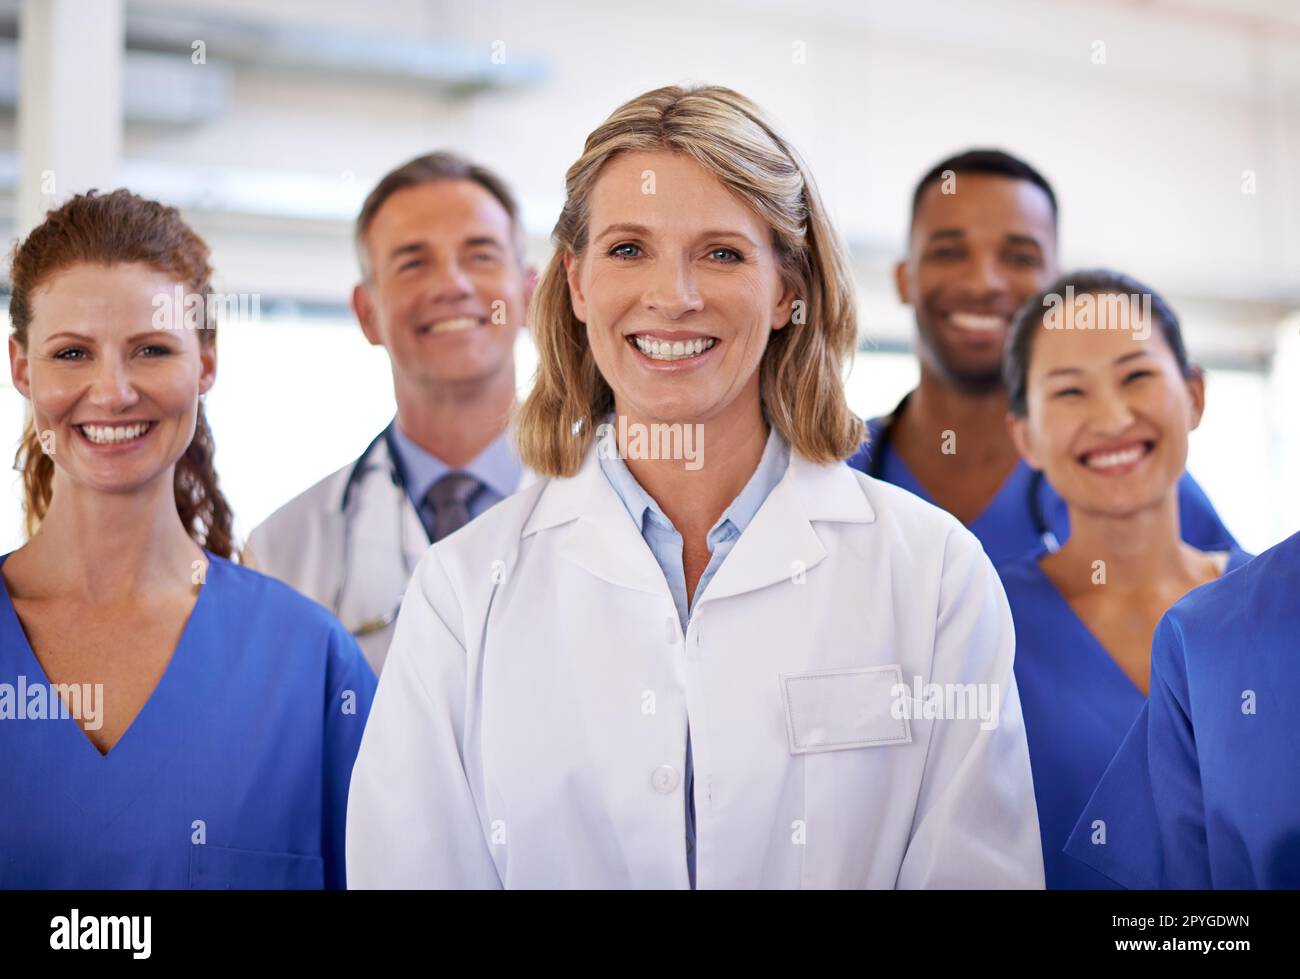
[910,148,1058,227]
[1004,268,1194,417]
[354,151,524,278]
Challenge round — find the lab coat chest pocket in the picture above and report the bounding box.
[780,666,915,886]
[781,665,911,754]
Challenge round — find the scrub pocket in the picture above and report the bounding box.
[780,665,912,754]
[189,844,325,890]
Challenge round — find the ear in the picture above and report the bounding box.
[9,336,30,400]
[893,259,911,305]
[197,337,217,396]
[771,279,798,332]
[352,282,382,347]
[1006,411,1043,471]
[523,264,539,310]
[1185,366,1206,432]
[563,251,587,323]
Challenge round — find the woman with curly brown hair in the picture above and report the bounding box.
[0,190,376,888]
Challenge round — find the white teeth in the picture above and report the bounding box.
[428,316,481,334]
[1084,444,1147,470]
[950,312,1007,332]
[631,335,715,361]
[80,423,150,445]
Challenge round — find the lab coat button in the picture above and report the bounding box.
[651,765,679,793]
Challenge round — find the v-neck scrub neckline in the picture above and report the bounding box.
[0,549,210,766]
[0,551,377,888]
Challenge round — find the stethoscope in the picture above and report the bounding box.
[333,422,424,638]
[865,392,1059,553]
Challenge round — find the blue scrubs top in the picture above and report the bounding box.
[0,551,377,889]
[847,415,1237,565]
[998,545,1251,889]
[1064,532,1299,888]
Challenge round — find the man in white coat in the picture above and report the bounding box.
[246,153,535,674]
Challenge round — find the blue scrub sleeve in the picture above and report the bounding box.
[322,623,378,890]
[1064,612,1212,888]
[1141,611,1214,887]
[1177,472,1237,553]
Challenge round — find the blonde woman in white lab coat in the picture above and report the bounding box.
[346,84,1044,889]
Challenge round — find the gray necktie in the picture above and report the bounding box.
[424,472,481,543]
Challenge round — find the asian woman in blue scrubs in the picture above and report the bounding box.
[844,151,1235,568]
[995,270,1249,888]
[1064,532,1298,888]
[0,190,376,888]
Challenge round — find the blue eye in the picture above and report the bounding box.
[709,247,743,263]
[54,348,86,361]
[610,243,641,259]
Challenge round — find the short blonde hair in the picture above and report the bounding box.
[516,84,865,476]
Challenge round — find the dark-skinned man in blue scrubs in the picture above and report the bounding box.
[848,149,1235,563]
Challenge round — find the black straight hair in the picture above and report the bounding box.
[1004,268,1195,417]
[910,148,1058,227]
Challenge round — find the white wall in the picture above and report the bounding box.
[1,0,1296,554]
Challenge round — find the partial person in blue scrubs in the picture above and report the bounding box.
[1064,532,1299,888]
[0,190,376,888]
[846,150,1235,565]
[997,269,1250,889]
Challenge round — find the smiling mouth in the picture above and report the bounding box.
[417,315,487,336]
[76,422,155,445]
[1078,440,1154,473]
[948,312,1009,333]
[628,334,717,362]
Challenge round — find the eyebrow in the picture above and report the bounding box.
[593,222,761,248]
[42,330,180,345]
[1005,234,1045,254]
[387,242,425,263]
[1044,350,1153,378]
[388,236,507,261]
[926,228,1044,252]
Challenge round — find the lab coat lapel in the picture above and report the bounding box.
[340,436,430,621]
[522,443,672,597]
[698,454,876,605]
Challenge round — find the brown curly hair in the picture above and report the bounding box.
[8,189,236,558]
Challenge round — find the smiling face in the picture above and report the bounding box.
[354,179,529,394]
[901,174,1057,391]
[8,262,216,498]
[564,150,795,429]
[1009,294,1204,520]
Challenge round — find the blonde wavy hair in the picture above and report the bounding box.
[515,84,865,476]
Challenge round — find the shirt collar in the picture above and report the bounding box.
[596,418,790,545]
[388,419,522,503]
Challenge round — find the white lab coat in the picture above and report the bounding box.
[346,440,1044,889]
[244,430,532,674]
